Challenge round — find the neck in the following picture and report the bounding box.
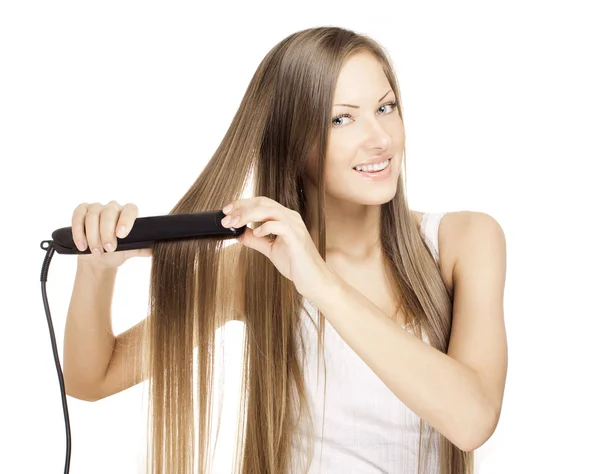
[303,186,383,261]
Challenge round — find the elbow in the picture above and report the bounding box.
[64,379,103,402]
[76,392,103,402]
[457,430,489,453]
[66,389,101,402]
[456,404,500,452]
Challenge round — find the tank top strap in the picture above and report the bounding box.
[420,212,447,263]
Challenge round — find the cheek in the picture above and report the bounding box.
[304,136,356,186]
[325,135,354,167]
[390,118,405,147]
[322,151,353,191]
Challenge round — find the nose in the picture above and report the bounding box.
[362,116,392,151]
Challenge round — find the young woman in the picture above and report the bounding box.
[64,26,507,474]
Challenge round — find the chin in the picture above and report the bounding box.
[353,188,397,206]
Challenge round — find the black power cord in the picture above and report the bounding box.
[38,210,245,473]
[40,240,71,474]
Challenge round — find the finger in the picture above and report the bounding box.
[99,201,122,252]
[225,200,285,229]
[84,203,104,256]
[226,196,276,211]
[72,203,89,251]
[252,221,285,237]
[223,196,279,218]
[244,221,289,256]
[115,203,139,239]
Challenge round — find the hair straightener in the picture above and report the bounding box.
[49,210,246,254]
[38,210,246,473]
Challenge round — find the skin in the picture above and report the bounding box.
[290,54,507,448]
[65,51,494,419]
[299,51,457,322]
[302,51,411,262]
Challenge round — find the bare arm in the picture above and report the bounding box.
[95,317,147,401]
[63,248,246,402]
[63,259,145,401]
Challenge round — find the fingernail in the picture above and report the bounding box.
[76,241,85,251]
[223,204,233,214]
[105,243,113,252]
[117,226,126,238]
[92,248,101,256]
[222,216,231,226]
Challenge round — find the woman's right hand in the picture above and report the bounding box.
[72,201,152,270]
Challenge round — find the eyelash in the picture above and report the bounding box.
[332,100,398,127]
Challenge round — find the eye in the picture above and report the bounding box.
[332,113,352,128]
[378,101,398,115]
[332,101,398,128]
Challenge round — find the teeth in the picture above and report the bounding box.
[354,159,389,172]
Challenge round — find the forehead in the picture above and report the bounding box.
[333,52,390,101]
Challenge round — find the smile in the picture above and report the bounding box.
[352,158,393,181]
[353,159,390,172]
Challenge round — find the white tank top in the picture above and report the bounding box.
[292,212,448,474]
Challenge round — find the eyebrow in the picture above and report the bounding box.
[333,89,393,109]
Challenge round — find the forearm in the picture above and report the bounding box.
[63,260,118,399]
[307,272,491,452]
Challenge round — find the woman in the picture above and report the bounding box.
[66,26,507,474]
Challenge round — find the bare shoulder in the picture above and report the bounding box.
[436,211,503,295]
[411,209,475,295]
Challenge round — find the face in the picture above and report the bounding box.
[303,51,405,206]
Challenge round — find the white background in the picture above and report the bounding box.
[1,1,599,473]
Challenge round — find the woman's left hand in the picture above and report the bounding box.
[221,196,335,298]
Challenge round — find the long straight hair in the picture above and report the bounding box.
[138,26,474,474]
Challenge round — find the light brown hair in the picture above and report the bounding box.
[138,26,474,473]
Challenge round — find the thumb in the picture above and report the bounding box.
[236,226,271,256]
[125,248,152,259]
[138,248,153,257]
